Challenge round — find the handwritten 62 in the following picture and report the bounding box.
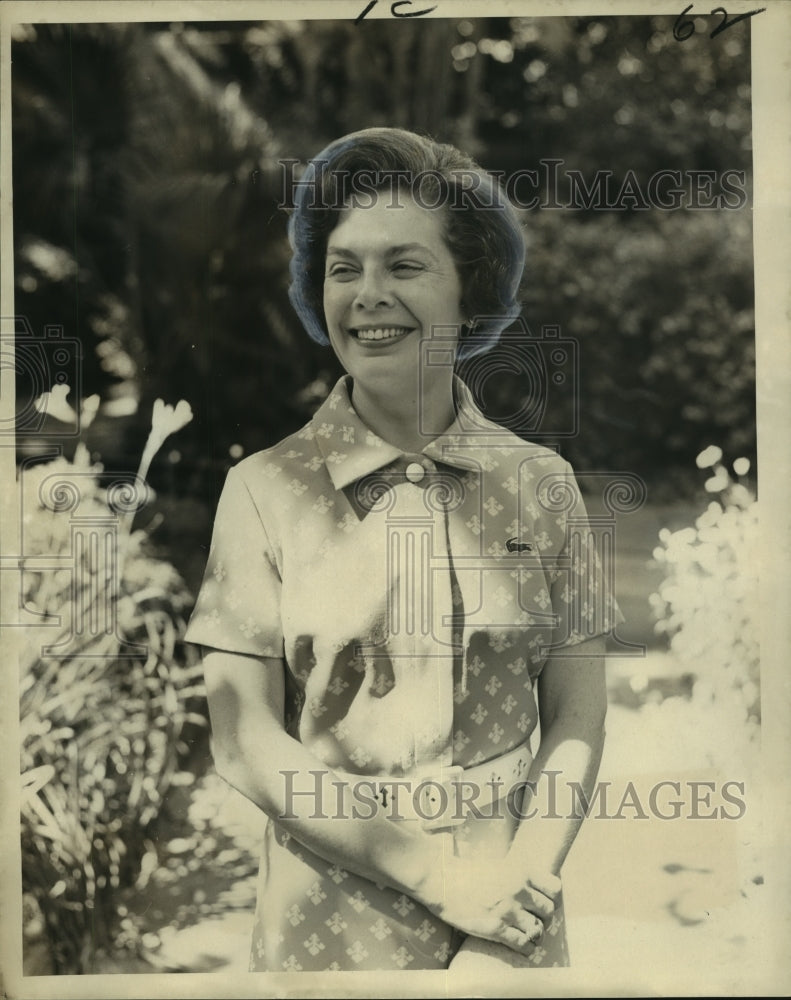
[674,4,765,41]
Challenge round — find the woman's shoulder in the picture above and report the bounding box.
[224,421,321,487]
[461,414,573,473]
[500,428,571,467]
[451,379,573,475]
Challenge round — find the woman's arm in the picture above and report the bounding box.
[506,634,608,881]
[440,636,608,958]
[203,647,554,953]
[203,650,552,949]
[204,648,434,891]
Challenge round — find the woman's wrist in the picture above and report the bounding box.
[396,835,459,913]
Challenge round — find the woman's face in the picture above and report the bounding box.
[322,189,465,397]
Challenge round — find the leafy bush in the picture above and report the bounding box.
[650,447,759,767]
[19,398,206,974]
[519,208,754,492]
[11,20,753,503]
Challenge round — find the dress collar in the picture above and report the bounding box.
[308,374,500,490]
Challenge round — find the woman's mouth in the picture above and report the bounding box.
[350,326,413,342]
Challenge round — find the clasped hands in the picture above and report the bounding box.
[421,855,561,956]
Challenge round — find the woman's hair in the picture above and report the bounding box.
[287,127,526,360]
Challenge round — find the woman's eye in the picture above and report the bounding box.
[327,265,357,279]
[393,261,423,275]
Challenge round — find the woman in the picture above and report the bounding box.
[185,128,619,972]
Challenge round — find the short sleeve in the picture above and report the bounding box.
[544,462,625,652]
[184,465,284,658]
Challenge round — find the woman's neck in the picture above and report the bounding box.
[349,375,457,454]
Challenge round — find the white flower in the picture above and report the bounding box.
[695,445,723,469]
[138,398,193,481]
[732,457,750,476]
[149,399,193,452]
[34,384,77,424]
[704,468,729,493]
[695,501,723,530]
[80,394,101,430]
[729,483,753,509]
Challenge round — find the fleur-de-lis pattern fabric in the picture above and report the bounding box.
[186,375,621,971]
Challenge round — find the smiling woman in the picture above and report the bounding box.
[323,192,465,452]
[287,129,525,361]
[185,127,620,973]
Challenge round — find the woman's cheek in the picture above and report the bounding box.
[323,283,352,325]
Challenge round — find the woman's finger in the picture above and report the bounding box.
[511,906,544,942]
[500,925,532,955]
[514,884,555,921]
[530,871,562,900]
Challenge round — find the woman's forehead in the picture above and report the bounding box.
[328,193,450,254]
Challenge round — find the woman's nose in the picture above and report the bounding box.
[352,267,394,310]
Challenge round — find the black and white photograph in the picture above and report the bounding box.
[1,1,789,997]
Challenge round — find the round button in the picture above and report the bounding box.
[405,462,426,484]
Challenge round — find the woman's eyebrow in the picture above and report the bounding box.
[387,243,438,262]
[325,246,357,258]
[325,242,438,261]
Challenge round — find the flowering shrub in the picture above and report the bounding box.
[19,393,205,973]
[650,447,759,764]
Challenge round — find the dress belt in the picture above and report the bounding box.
[336,742,534,832]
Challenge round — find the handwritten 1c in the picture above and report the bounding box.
[356,0,438,24]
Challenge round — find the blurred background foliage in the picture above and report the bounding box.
[12,14,755,597]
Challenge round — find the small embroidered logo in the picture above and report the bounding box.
[506,538,533,553]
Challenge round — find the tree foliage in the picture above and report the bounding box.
[12,15,755,519]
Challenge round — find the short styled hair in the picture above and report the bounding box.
[287,127,526,360]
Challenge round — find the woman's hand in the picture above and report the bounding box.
[203,649,486,897]
[418,855,561,955]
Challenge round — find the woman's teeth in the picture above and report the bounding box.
[355,327,410,341]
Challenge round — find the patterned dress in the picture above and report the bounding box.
[185,374,620,971]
